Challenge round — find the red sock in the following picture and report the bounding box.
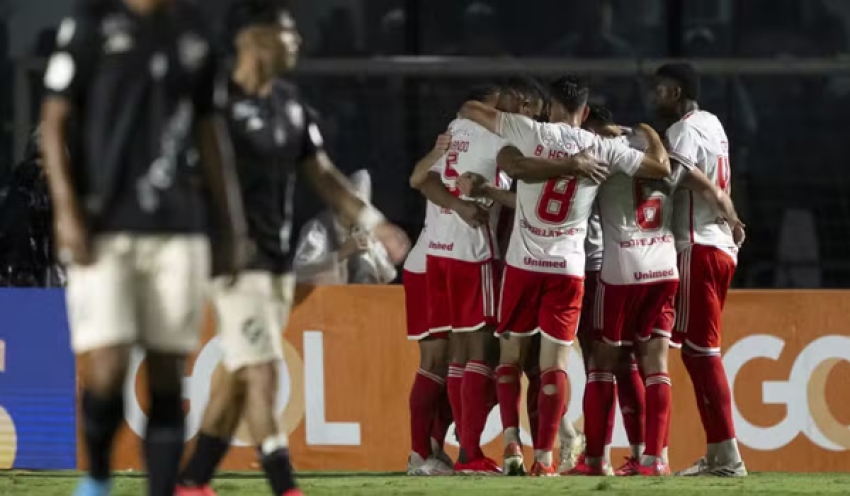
[431,388,453,448]
[537,369,567,452]
[526,368,540,446]
[616,360,646,447]
[681,354,709,443]
[461,360,495,461]
[583,370,616,458]
[409,369,445,459]
[496,365,521,433]
[605,383,617,446]
[699,355,736,443]
[644,372,672,458]
[447,364,465,440]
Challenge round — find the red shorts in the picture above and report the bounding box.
[496,265,583,345]
[672,244,735,354]
[403,270,447,340]
[595,279,678,346]
[426,256,499,333]
[577,271,600,352]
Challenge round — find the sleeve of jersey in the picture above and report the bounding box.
[42,13,99,106]
[497,113,537,149]
[666,124,698,170]
[591,136,643,176]
[298,105,326,162]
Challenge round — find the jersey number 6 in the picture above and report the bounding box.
[537,178,577,224]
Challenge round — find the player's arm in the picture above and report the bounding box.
[458,100,501,134]
[497,145,607,183]
[410,133,451,189]
[457,172,516,209]
[676,166,745,245]
[630,124,670,178]
[418,173,489,228]
[298,110,410,262]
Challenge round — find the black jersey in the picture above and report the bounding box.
[43,0,218,234]
[225,78,324,274]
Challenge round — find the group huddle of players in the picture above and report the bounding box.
[402,65,747,478]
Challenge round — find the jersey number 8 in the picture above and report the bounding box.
[537,178,577,224]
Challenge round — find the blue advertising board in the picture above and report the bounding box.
[0,289,77,470]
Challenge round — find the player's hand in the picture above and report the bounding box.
[457,201,489,228]
[457,172,490,197]
[732,222,746,248]
[55,209,93,266]
[374,222,411,264]
[568,151,609,184]
[433,133,452,155]
[340,232,371,259]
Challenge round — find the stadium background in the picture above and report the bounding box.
[2,0,850,488]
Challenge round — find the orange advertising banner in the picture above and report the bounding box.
[76,288,850,473]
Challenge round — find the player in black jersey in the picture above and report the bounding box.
[40,1,249,495]
[175,2,410,495]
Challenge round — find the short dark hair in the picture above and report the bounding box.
[465,83,501,103]
[549,75,590,113]
[224,0,292,44]
[585,103,614,128]
[656,62,700,101]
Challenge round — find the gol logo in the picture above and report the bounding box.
[125,331,361,446]
[726,335,850,451]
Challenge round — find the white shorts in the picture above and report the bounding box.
[66,234,210,354]
[210,271,295,371]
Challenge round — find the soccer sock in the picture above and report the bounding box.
[180,433,231,487]
[536,369,567,465]
[583,370,616,459]
[643,373,672,461]
[616,360,646,452]
[700,356,740,464]
[81,390,125,481]
[430,388,453,449]
[447,364,465,440]
[259,436,297,495]
[681,353,710,451]
[460,360,495,461]
[526,367,541,446]
[144,392,186,496]
[604,383,616,448]
[409,369,445,459]
[496,364,521,445]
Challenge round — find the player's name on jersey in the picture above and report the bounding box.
[634,268,676,281]
[520,219,584,238]
[619,234,674,248]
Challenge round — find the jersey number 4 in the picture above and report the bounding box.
[537,178,577,224]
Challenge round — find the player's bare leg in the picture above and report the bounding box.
[495,335,529,475]
[455,327,501,474]
[531,338,572,476]
[634,337,672,476]
[179,366,246,494]
[408,337,452,475]
[76,346,132,496]
[144,352,190,496]
[567,342,617,476]
[679,345,746,477]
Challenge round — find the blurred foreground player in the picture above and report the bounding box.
[653,63,747,477]
[40,0,249,495]
[176,2,410,495]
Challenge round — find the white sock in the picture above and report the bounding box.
[713,439,742,465]
[261,434,288,455]
[559,417,578,439]
[661,446,669,464]
[536,450,554,466]
[504,427,520,447]
[604,444,612,464]
[640,454,662,467]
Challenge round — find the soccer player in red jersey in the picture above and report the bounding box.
[404,133,457,476]
[459,75,670,476]
[653,63,747,477]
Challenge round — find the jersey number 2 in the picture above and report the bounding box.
[537,178,577,224]
[634,180,663,231]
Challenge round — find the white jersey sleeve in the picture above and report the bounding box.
[497,113,542,153]
[666,121,699,170]
[588,135,644,176]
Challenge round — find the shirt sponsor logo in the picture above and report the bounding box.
[523,257,567,269]
[429,241,454,252]
[520,219,583,238]
[633,268,675,281]
[620,234,674,248]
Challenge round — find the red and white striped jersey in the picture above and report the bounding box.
[404,200,440,274]
[597,136,678,285]
[496,113,644,276]
[667,110,738,263]
[427,118,512,263]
